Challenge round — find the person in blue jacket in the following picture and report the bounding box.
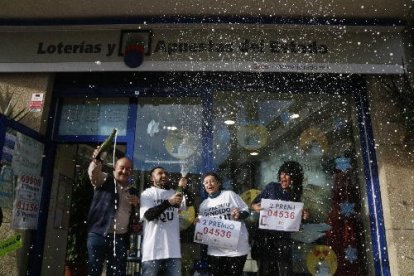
[251,160,308,276]
[86,148,139,276]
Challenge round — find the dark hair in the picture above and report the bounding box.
[202,172,222,191]
[278,161,304,200]
[149,166,166,177]
[202,172,222,189]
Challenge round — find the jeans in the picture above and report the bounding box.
[142,258,181,276]
[87,232,128,276]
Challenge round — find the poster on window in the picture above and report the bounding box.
[259,199,304,232]
[11,175,43,230]
[194,216,241,250]
[12,132,44,176]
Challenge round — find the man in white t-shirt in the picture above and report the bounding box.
[140,166,187,276]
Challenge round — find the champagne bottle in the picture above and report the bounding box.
[176,185,183,194]
[177,162,187,194]
[95,128,117,160]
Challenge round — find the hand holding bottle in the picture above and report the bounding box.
[168,193,183,206]
[176,177,187,194]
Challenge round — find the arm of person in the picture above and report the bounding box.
[251,192,263,212]
[88,158,107,188]
[141,192,183,221]
[238,210,250,220]
[250,183,272,212]
[143,200,172,221]
[231,192,250,220]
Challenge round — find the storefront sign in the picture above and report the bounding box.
[11,175,43,230]
[0,25,405,74]
[194,216,241,250]
[259,199,304,232]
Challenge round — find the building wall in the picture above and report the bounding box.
[367,76,414,276]
[0,73,54,135]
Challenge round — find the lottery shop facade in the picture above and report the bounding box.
[0,20,413,276]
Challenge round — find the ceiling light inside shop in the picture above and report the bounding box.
[224,120,236,125]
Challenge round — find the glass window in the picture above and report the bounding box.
[58,98,129,136]
[212,90,373,275]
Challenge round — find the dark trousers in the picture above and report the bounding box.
[207,254,247,276]
[253,236,293,276]
[87,232,128,276]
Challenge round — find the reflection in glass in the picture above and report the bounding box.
[134,97,202,175]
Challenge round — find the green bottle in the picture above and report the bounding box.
[95,128,117,160]
[176,186,183,194]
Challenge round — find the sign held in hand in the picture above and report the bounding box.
[194,216,241,250]
[259,199,304,232]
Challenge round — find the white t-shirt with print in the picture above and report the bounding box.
[198,190,250,257]
[140,186,185,262]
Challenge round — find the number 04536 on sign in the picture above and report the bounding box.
[259,199,304,232]
[193,216,241,250]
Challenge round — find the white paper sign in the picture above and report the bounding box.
[259,199,304,232]
[29,93,44,112]
[194,216,241,250]
[11,175,43,230]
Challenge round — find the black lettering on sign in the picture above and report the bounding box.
[153,40,234,55]
[37,42,102,54]
[269,40,328,54]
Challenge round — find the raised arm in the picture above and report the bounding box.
[88,148,107,188]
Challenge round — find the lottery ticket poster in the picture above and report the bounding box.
[11,175,43,230]
[193,216,241,250]
[259,199,304,232]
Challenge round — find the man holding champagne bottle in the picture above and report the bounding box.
[140,166,187,276]
[86,146,139,276]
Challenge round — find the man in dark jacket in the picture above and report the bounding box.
[86,149,139,276]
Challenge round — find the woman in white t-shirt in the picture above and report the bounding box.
[198,172,250,276]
